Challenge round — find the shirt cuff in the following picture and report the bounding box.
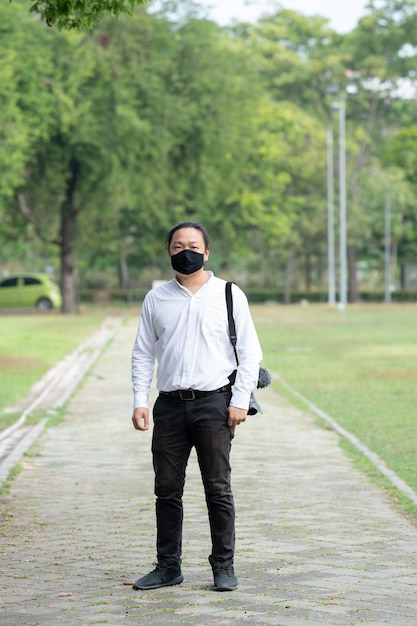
[230,390,251,411]
[133,392,149,409]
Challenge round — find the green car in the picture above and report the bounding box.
[0,273,62,311]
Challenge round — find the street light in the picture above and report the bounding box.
[326,123,336,306]
[329,77,358,312]
[328,96,347,312]
[384,179,392,303]
[338,94,347,312]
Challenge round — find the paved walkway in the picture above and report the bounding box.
[1,319,417,625]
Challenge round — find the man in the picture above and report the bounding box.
[131,221,262,592]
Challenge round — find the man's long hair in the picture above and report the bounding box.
[166,221,210,250]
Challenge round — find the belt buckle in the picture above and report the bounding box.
[179,389,195,400]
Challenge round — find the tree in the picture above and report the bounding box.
[0,3,55,212]
[89,7,263,283]
[0,2,62,274]
[5,18,123,312]
[237,98,326,298]
[233,10,342,295]
[383,124,417,284]
[3,0,417,301]
[24,0,147,29]
[250,2,417,298]
[341,0,417,296]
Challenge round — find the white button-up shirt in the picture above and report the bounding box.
[131,273,263,410]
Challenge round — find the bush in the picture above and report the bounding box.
[79,287,417,305]
[79,288,148,304]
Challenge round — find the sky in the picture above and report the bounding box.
[199,1,369,33]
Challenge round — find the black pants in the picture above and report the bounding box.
[151,390,235,569]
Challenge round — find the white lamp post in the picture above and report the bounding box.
[333,81,358,312]
[329,96,347,312]
[326,124,336,306]
[338,95,347,312]
[384,179,392,303]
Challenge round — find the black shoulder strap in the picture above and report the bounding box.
[225,281,239,365]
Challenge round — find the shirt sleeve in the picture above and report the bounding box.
[131,294,156,409]
[229,284,263,410]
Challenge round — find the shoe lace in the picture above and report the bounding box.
[155,563,178,573]
[154,563,168,573]
[214,563,234,574]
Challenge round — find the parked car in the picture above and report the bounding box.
[0,273,62,311]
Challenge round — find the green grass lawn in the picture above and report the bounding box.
[1,303,416,516]
[0,310,107,418]
[253,302,417,511]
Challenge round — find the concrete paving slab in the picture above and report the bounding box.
[1,318,417,625]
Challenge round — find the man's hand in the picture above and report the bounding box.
[227,405,248,427]
[132,407,149,431]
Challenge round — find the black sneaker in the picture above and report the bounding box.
[132,564,184,590]
[212,563,238,591]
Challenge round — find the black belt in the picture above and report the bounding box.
[159,385,231,400]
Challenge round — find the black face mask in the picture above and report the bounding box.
[171,249,205,275]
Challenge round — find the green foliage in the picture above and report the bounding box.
[239,99,326,248]
[2,0,417,302]
[27,0,146,29]
[0,4,52,206]
[258,302,417,498]
[87,8,263,270]
[0,312,106,416]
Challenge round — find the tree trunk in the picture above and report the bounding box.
[118,257,129,289]
[60,158,80,314]
[304,254,312,291]
[391,236,398,291]
[61,209,78,313]
[400,264,406,289]
[284,247,295,304]
[347,244,359,302]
